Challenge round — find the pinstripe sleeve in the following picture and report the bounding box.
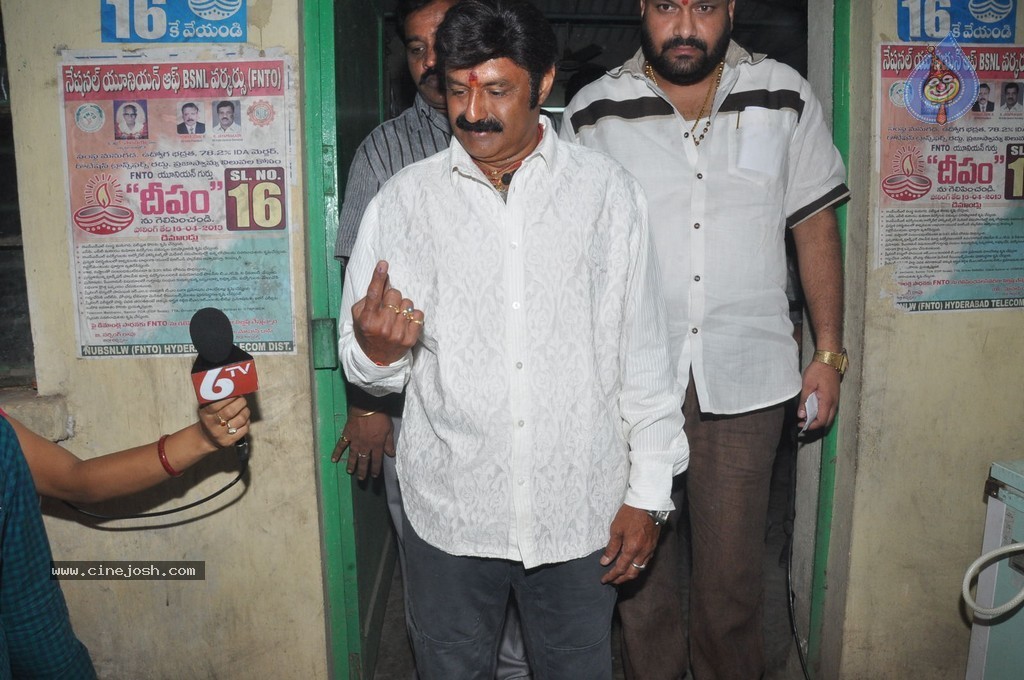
[335,140,384,260]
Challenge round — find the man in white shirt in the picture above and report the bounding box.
[331,0,532,676]
[213,100,242,133]
[115,103,147,140]
[561,1,849,678]
[1001,82,1020,112]
[339,1,688,677]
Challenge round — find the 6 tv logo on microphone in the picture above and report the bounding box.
[192,359,258,404]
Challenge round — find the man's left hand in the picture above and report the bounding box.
[600,504,660,585]
[798,361,841,430]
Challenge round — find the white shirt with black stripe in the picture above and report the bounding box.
[561,42,850,414]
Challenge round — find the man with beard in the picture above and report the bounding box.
[332,1,532,677]
[561,1,849,678]
[339,1,688,677]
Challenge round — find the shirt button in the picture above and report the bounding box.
[518,478,527,486]
[691,327,699,334]
[518,420,525,427]
[696,173,704,179]
[694,275,701,282]
[684,131,690,138]
[512,302,521,310]
[511,242,518,249]
[515,361,523,369]
[694,222,701,229]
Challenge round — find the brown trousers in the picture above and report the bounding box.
[618,379,785,680]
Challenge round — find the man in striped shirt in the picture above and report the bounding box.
[561,1,850,678]
[332,1,530,677]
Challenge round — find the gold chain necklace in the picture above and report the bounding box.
[477,124,544,192]
[645,60,725,147]
[484,159,523,192]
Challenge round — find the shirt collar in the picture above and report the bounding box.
[413,93,452,135]
[447,114,557,189]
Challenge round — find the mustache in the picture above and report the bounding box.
[419,66,440,86]
[662,36,708,53]
[455,114,503,133]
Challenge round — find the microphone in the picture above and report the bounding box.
[189,308,258,462]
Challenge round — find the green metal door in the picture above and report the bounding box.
[304,1,394,677]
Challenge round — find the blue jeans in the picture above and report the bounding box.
[402,511,617,680]
[386,420,530,679]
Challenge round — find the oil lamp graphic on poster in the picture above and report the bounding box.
[882,147,932,201]
[73,174,135,235]
[903,35,978,126]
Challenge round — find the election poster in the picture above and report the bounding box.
[61,50,297,356]
[877,42,1024,313]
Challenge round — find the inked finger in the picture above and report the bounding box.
[365,261,390,303]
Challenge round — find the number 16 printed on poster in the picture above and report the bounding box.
[102,0,247,43]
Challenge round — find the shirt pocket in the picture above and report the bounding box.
[726,108,789,186]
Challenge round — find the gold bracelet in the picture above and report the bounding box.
[355,410,378,417]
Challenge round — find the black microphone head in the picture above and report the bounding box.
[190,307,234,364]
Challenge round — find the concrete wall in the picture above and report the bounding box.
[0,1,328,677]
[823,1,1024,677]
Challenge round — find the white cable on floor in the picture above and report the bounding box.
[962,543,1024,619]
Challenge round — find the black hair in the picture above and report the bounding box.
[396,0,441,42]
[435,0,558,108]
[217,100,236,113]
[1006,82,1020,94]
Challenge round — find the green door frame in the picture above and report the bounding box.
[807,0,850,671]
[303,1,393,678]
[303,0,359,676]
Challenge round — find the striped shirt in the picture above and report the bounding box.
[561,43,850,414]
[334,94,451,259]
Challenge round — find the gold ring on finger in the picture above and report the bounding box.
[409,318,424,325]
[385,304,402,314]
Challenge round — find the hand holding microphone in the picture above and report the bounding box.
[197,398,251,449]
[190,308,259,459]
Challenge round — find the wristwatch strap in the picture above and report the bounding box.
[812,348,848,377]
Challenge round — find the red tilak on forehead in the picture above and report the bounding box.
[469,71,479,85]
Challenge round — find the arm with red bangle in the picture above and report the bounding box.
[7,396,250,504]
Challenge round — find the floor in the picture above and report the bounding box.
[373,440,808,680]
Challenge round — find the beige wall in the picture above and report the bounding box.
[822,1,1024,677]
[0,1,328,677]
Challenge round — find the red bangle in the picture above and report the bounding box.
[157,434,183,477]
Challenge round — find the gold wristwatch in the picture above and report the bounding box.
[812,348,848,377]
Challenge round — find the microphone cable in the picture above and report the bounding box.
[62,442,249,521]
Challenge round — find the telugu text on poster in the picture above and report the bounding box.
[878,43,1024,312]
[61,50,296,356]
